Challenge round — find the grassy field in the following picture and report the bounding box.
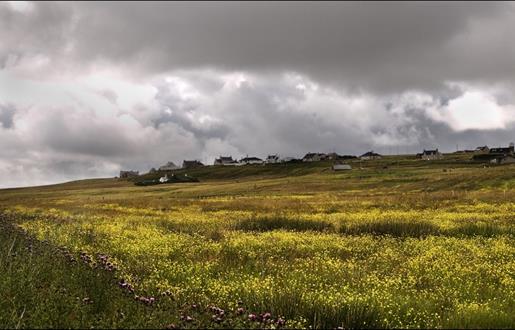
[0,154,514,328]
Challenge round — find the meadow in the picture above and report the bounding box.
[0,154,514,328]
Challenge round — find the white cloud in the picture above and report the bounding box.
[1,67,515,188]
[445,91,508,130]
[5,1,34,13]
[422,84,515,131]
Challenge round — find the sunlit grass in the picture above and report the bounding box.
[0,159,514,328]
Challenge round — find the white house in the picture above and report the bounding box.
[159,174,169,183]
[214,156,238,166]
[266,154,280,164]
[302,153,327,162]
[474,146,489,153]
[417,149,443,160]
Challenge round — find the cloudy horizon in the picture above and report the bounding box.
[1,1,515,188]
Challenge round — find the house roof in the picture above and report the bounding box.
[303,152,326,158]
[183,160,203,166]
[422,149,440,155]
[216,156,234,161]
[489,147,514,154]
[360,151,381,157]
[160,161,178,167]
[240,157,262,162]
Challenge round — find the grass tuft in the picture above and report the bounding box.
[340,219,440,237]
[235,215,334,232]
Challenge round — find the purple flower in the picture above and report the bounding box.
[236,307,245,315]
[248,313,257,321]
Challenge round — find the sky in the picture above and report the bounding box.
[1,1,515,188]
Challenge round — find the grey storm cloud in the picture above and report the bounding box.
[0,103,16,129]
[151,82,230,141]
[0,1,515,188]
[1,2,514,92]
[3,1,515,96]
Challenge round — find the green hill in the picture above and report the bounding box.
[0,154,514,329]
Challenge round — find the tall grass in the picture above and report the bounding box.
[339,219,439,237]
[0,216,162,328]
[0,159,514,328]
[235,215,334,232]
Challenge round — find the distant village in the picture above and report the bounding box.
[119,143,515,179]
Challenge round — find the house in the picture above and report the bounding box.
[119,170,139,178]
[360,151,382,160]
[332,163,352,171]
[472,143,514,163]
[214,156,238,166]
[159,174,170,183]
[182,160,204,169]
[488,145,514,155]
[474,146,489,153]
[302,153,327,162]
[417,149,443,160]
[239,156,264,165]
[266,154,280,164]
[159,161,180,171]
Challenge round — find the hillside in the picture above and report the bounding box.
[0,154,514,329]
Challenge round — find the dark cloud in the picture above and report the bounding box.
[152,81,229,141]
[0,103,16,129]
[0,2,513,92]
[2,2,513,92]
